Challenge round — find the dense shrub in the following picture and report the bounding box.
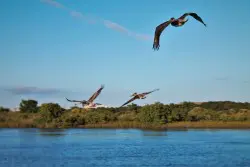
[1,100,250,128]
[39,103,64,122]
[188,107,212,121]
[116,111,137,122]
[0,107,10,112]
[138,102,169,124]
[84,109,116,124]
[19,99,38,113]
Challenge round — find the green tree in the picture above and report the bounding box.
[127,103,139,112]
[19,99,38,113]
[138,102,169,124]
[84,109,116,124]
[0,106,10,112]
[39,103,64,122]
[116,111,137,122]
[169,106,189,122]
[187,107,212,121]
[59,112,85,128]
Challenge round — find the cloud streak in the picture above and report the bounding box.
[69,11,96,24]
[243,80,249,84]
[214,77,250,84]
[103,20,132,36]
[215,77,229,81]
[40,0,152,41]
[40,0,65,9]
[4,86,66,96]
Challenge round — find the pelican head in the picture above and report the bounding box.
[183,18,189,23]
[130,92,137,97]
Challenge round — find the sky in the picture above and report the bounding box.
[0,0,250,109]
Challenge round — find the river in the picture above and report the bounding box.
[0,128,250,166]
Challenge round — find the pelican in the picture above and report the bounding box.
[153,12,206,50]
[66,85,105,108]
[120,88,159,107]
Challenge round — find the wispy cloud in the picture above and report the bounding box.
[69,11,96,24]
[103,20,132,36]
[214,77,250,84]
[135,34,152,40]
[70,11,84,18]
[40,0,65,9]
[40,0,151,41]
[243,80,250,84]
[4,86,65,95]
[215,76,229,81]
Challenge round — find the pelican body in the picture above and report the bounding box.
[66,85,105,109]
[170,17,189,27]
[120,89,159,107]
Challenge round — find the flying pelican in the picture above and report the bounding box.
[153,12,206,50]
[120,88,159,107]
[66,85,105,108]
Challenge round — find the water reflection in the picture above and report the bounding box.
[13,128,191,139]
[39,128,66,133]
[141,130,168,137]
[37,128,66,137]
[166,128,189,132]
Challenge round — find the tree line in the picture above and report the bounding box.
[0,99,250,128]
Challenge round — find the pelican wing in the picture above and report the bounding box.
[179,12,206,26]
[65,97,83,103]
[142,88,160,95]
[120,96,138,107]
[153,19,173,50]
[87,84,105,103]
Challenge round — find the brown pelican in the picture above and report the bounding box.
[153,12,206,50]
[66,85,104,108]
[120,88,159,107]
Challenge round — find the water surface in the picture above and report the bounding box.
[0,128,250,167]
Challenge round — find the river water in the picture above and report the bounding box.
[0,128,250,167]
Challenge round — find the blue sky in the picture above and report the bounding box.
[1,0,250,108]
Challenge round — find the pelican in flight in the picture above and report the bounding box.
[153,12,206,50]
[120,88,159,107]
[66,85,105,108]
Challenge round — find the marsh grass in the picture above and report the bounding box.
[78,121,167,130]
[0,112,38,128]
[166,121,250,129]
[77,121,250,130]
[1,108,250,129]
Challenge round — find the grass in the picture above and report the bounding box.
[166,121,250,129]
[1,121,250,129]
[0,112,38,128]
[78,121,167,130]
[1,112,250,129]
[78,121,250,130]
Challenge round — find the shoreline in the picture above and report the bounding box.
[78,121,250,130]
[1,121,250,130]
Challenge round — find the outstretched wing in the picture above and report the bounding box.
[65,98,83,103]
[120,96,138,107]
[179,12,206,26]
[142,88,160,95]
[87,84,105,103]
[153,19,173,50]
